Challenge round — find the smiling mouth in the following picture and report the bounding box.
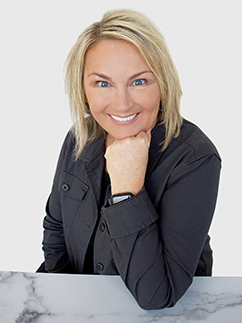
[110,113,138,122]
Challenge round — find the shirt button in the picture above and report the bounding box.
[99,223,105,232]
[96,263,104,271]
[61,183,70,191]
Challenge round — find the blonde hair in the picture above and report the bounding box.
[64,9,183,158]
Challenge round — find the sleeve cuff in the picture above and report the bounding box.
[101,188,158,239]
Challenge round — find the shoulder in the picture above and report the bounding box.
[174,118,221,160]
[146,120,221,204]
[58,128,76,163]
[151,119,221,179]
[63,127,76,148]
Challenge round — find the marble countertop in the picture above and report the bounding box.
[0,271,242,323]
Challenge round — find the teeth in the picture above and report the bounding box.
[110,113,137,122]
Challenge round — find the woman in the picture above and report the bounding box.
[38,9,221,310]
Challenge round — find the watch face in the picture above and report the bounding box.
[112,193,133,205]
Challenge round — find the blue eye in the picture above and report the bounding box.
[134,79,145,86]
[99,81,109,87]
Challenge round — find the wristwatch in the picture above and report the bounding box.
[108,192,134,205]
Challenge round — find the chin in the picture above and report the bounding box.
[111,127,142,139]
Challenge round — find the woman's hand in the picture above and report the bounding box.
[105,130,151,195]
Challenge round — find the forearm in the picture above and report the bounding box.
[110,225,178,309]
[102,189,190,309]
[42,192,74,273]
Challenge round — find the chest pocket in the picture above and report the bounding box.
[58,170,90,234]
[58,170,89,201]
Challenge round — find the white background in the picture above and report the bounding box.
[0,0,241,275]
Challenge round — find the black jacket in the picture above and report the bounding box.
[41,119,221,309]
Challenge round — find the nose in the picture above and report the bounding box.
[112,86,134,113]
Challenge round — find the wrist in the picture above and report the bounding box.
[111,183,144,196]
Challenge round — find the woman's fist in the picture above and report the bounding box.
[105,130,151,195]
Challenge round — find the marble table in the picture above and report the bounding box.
[0,271,242,323]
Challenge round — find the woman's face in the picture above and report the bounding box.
[83,39,161,141]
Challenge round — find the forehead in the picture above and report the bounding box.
[84,39,149,73]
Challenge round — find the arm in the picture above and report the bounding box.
[103,133,221,309]
[42,132,74,273]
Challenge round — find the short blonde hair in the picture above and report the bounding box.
[65,9,182,158]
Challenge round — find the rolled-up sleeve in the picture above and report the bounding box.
[103,189,158,238]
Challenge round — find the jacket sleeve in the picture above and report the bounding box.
[42,131,74,273]
[101,153,221,310]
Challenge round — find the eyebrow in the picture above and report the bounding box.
[87,70,153,81]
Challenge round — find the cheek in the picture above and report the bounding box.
[86,90,110,114]
[86,95,102,117]
[136,84,160,108]
[88,99,110,128]
[138,92,160,114]
[140,92,160,127]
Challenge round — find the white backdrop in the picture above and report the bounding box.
[0,0,241,275]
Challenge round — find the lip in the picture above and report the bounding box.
[108,113,139,125]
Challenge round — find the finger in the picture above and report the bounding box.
[136,130,151,145]
[136,131,147,140]
[145,128,152,144]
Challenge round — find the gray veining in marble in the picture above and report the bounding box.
[0,271,242,322]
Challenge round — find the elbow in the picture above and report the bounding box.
[134,280,186,310]
[135,289,176,310]
[137,297,174,311]
[135,281,192,310]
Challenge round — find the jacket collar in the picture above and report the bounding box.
[146,123,166,180]
[78,135,106,163]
